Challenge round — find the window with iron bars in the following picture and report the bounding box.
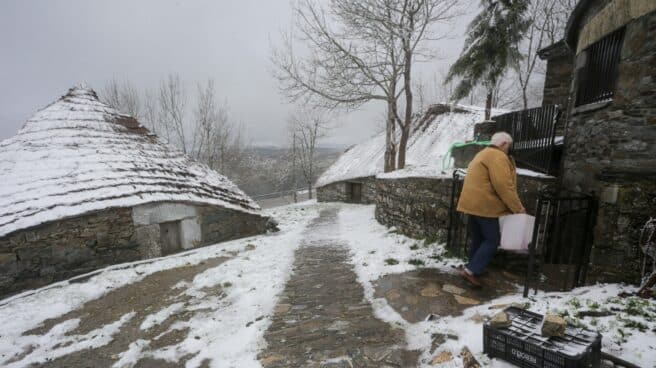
[575,27,625,107]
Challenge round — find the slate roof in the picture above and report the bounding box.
[0,86,260,238]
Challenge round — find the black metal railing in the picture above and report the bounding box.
[575,27,625,107]
[492,105,560,175]
[446,169,468,258]
[524,189,597,297]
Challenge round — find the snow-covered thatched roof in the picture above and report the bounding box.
[316,103,502,187]
[0,86,260,238]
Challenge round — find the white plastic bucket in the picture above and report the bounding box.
[499,214,535,253]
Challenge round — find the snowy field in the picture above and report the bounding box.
[0,202,654,367]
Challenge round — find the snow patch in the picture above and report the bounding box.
[337,204,655,368]
[316,104,505,187]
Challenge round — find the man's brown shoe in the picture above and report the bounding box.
[460,269,482,288]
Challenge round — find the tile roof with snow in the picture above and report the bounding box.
[0,86,261,238]
[316,103,504,187]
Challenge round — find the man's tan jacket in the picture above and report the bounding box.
[456,146,524,218]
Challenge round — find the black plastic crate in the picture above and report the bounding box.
[483,307,601,368]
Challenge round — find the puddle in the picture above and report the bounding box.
[373,268,519,323]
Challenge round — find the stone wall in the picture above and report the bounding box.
[200,206,269,244]
[0,208,138,296]
[375,176,453,242]
[374,173,556,243]
[316,176,377,204]
[516,175,558,215]
[0,202,270,297]
[317,182,348,202]
[587,176,656,283]
[560,8,656,283]
[540,41,575,124]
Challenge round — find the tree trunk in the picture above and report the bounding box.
[308,182,313,200]
[397,126,410,169]
[292,133,297,203]
[384,100,397,172]
[485,91,493,120]
[398,46,413,170]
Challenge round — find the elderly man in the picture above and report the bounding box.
[457,132,525,287]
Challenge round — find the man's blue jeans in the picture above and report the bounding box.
[466,215,500,276]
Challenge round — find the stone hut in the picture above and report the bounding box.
[537,0,656,282]
[316,104,490,204]
[0,86,270,296]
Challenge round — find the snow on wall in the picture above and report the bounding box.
[316,104,503,187]
[0,86,261,238]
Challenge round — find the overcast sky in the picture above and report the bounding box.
[0,0,474,147]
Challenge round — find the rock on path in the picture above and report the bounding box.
[260,208,417,367]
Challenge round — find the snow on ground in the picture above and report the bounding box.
[1,201,654,367]
[338,204,656,368]
[0,201,319,368]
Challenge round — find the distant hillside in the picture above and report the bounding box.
[232,146,344,197]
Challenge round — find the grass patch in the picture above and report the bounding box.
[222,282,233,288]
[620,317,649,332]
[385,258,399,265]
[567,297,582,309]
[409,244,419,251]
[422,235,439,246]
[624,298,652,318]
[408,259,425,266]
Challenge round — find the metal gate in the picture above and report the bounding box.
[446,170,597,296]
[446,169,468,258]
[525,190,597,296]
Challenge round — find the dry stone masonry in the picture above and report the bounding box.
[0,203,269,297]
[375,175,453,242]
[559,2,656,283]
[374,172,555,243]
[316,177,377,204]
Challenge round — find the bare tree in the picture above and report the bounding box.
[191,79,237,174]
[273,0,460,172]
[102,79,122,112]
[142,89,161,136]
[394,0,461,168]
[159,74,188,153]
[102,79,141,118]
[516,0,577,109]
[288,109,330,199]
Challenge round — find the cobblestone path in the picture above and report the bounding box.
[259,208,417,368]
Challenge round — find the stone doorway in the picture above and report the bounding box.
[348,182,362,203]
[159,221,182,255]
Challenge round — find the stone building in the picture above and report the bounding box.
[537,0,656,282]
[316,104,497,204]
[0,86,271,296]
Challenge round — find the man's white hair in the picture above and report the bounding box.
[491,132,513,147]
